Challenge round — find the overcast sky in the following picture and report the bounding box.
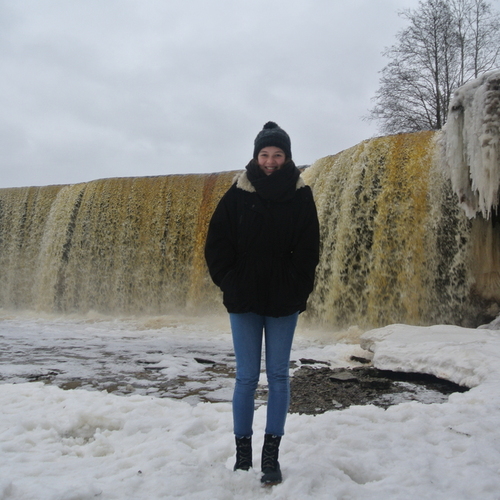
[2,0,496,189]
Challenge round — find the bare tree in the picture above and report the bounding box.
[367,0,500,134]
[465,0,500,77]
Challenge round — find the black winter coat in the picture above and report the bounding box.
[205,168,320,317]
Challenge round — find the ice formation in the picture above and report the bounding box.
[443,70,500,219]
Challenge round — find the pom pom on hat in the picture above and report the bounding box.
[253,121,292,159]
[263,121,279,130]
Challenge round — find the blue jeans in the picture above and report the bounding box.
[229,311,299,438]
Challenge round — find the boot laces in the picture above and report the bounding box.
[235,438,252,469]
[262,437,280,470]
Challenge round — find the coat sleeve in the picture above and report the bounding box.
[292,186,320,296]
[204,186,238,288]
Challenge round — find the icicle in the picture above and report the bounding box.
[442,70,500,219]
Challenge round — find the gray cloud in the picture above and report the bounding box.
[0,0,453,188]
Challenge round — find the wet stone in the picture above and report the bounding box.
[289,365,469,415]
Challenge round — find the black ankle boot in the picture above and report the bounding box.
[261,434,282,485]
[234,436,252,471]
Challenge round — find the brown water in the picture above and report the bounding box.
[1,131,499,328]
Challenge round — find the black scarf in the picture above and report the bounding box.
[245,159,300,202]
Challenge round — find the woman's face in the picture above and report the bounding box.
[257,147,286,176]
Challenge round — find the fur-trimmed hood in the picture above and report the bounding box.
[232,170,306,193]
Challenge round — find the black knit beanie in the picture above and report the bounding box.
[253,121,292,159]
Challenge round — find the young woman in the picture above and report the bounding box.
[205,122,320,485]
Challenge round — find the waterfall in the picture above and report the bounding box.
[302,131,477,328]
[0,174,234,316]
[1,72,499,328]
[0,133,496,328]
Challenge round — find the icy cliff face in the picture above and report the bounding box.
[443,70,500,219]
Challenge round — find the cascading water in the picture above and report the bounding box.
[1,72,499,328]
[0,136,481,327]
[0,173,234,315]
[301,131,476,328]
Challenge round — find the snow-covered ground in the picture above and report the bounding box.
[1,312,500,500]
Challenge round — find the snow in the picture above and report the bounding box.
[443,70,500,219]
[1,313,500,499]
